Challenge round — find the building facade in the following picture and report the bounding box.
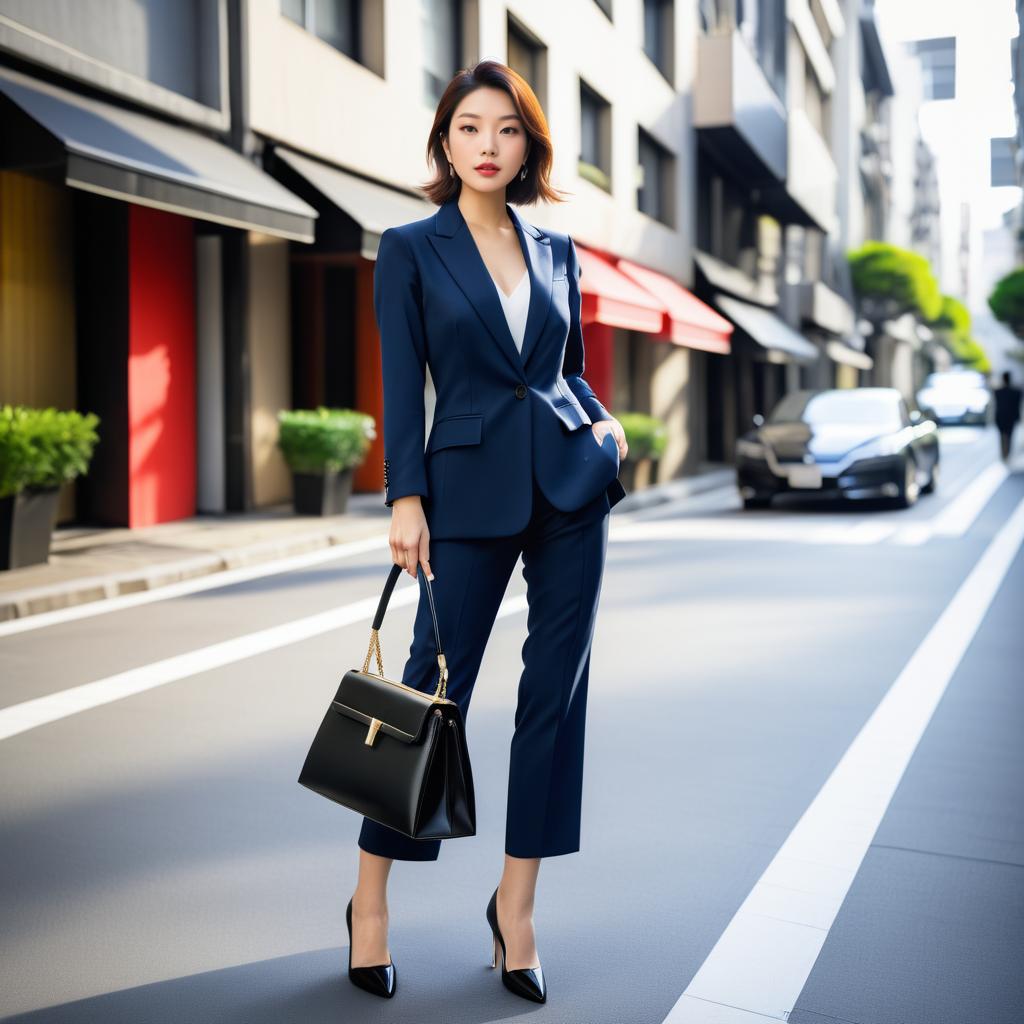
[1,0,919,530]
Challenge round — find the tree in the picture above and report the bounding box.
[847,241,943,324]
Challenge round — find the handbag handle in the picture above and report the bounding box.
[362,562,449,700]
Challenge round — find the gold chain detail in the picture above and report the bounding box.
[362,629,384,676]
[362,627,450,702]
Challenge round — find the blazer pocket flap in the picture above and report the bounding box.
[427,413,483,453]
[552,397,592,432]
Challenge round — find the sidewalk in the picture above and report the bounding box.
[0,463,735,623]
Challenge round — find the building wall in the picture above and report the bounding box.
[127,205,197,527]
[0,170,77,522]
[246,0,699,282]
[248,232,292,507]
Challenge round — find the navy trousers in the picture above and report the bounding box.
[357,471,610,861]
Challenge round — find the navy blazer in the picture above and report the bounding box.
[374,195,627,540]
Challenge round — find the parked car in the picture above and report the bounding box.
[736,387,939,510]
[915,369,991,426]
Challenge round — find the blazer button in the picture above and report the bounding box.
[514,384,527,400]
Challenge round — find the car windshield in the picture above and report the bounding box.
[923,372,986,389]
[768,390,901,428]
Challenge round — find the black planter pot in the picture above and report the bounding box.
[0,485,61,571]
[291,467,355,516]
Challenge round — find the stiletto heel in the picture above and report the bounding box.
[485,885,547,1004]
[345,897,397,998]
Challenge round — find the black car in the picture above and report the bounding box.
[736,387,940,510]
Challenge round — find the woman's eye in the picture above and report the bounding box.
[460,126,518,134]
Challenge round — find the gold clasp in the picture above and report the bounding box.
[365,718,383,746]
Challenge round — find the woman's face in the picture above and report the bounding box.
[441,86,530,197]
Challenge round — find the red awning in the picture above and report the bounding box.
[575,245,667,333]
[616,256,733,354]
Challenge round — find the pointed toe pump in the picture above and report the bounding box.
[345,897,397,998]
[485,886,547,1004]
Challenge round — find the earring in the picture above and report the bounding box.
[449,161,455,177]
[520,162,528,181]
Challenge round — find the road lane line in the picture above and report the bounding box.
[0,534,389,638]
[926,461,1009,537]
[661,492,1024,1023]
[0,575,425,740]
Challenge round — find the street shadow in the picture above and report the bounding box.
[0,946,536,1024]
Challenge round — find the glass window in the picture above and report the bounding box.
[768,389,902,428]
[911,37,956,101]
[282,0,358,60]
[422,0,459,106]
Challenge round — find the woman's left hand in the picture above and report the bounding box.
[592,417,628,460]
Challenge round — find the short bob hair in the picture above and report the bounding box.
[419,59,570,207]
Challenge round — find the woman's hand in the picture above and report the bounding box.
[390,496,434,580]
[592,417,628,460]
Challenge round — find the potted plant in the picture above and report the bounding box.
[614,412,668,492]
[276,407,376,516]
[1,405,100,571]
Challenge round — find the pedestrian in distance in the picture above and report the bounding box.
[344,59,629,1005]
[993,370,1022,460]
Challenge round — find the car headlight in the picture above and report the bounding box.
[737,438,767,459]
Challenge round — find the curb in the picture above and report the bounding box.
[1,467,736,623]
[0,521,385,623]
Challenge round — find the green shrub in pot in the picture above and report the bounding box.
[614,412,667,492]
[1,405,100,570]
[276,407,376,515]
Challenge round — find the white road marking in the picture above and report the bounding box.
[925,461,1010,538]
[661,492,1024,1023]
[0,576,420,741]
[0,534,389,638]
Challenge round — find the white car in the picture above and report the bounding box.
[916,370,991,426]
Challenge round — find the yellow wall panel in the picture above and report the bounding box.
[0,170,78,522]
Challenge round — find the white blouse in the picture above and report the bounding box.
[491,269,530,354]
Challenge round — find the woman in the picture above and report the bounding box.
[345,59,628,1004]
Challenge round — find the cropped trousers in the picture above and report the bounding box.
[357,471,610,861]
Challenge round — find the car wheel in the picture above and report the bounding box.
[921,460,939,495]
[893,455,920,509]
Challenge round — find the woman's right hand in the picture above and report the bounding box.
[390,496,434,580]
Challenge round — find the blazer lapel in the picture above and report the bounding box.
[428,197,553,374]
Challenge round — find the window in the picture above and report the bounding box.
[910,37,956,101]
[704,0,786,99]
[637,128,675,227]
[508,18,546,103]
[422,0,460,106]
[991,137,1016,187]
[697,144,758,273]
[643,0,674,81]
[579,81,612,191]
[282,0,359,60]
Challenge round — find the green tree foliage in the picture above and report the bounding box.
[925,296,991,373]
[847,241,942,322]
[988,267,1024,339]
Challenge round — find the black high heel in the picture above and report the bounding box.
[485,886,547,1004]
[345,897,397,998]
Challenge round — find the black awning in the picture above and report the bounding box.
[0,65,317,243]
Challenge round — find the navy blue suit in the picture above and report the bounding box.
[375,195,626,537]
[360,197,621,861]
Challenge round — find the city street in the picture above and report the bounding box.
[1,425,1021,1024]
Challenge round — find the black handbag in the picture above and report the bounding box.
[297,562,476,840]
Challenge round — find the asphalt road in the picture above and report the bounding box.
[1,425,1021,1024]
